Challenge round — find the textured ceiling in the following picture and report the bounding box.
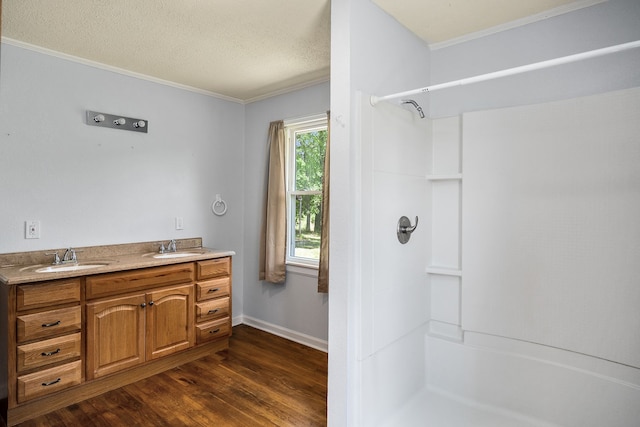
[1,0,331,102]
[373,0,603,46]
[2,0,601,102]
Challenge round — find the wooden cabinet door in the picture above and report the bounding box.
[86,293,146,380]
[146,284,194,360]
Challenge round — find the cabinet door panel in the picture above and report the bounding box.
[146,284,194,360]
[86,294,146,380]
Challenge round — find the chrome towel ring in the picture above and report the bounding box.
[212,194,228,216]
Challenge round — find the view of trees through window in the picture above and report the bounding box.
[290,126,327,261]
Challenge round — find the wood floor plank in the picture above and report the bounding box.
[16,325,327,426]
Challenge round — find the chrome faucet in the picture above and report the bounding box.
[62,248,79,263]
[159,240,178,253]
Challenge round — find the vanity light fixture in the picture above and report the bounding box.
[86,110,148,133]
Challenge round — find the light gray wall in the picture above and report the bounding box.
[0,41,331,346]
[0,43,246,316]
[430,0,640,118]
[242,82,330,342]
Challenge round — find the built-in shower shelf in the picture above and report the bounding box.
[426,266,462,277]
[426,174,462,181]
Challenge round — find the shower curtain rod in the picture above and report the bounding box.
[370,40,640,105]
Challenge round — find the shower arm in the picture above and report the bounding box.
[401,99,425,119]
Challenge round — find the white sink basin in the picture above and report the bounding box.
[34,263,111,273]
[20,262,112,273]
[144,250,207,259]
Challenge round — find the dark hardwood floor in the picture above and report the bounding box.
[17,325,327,426]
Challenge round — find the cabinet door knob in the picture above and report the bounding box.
[140,303,146,308]
[148,301,154,306]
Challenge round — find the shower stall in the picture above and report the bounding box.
[328,1,640,425]
[356,86,640,427]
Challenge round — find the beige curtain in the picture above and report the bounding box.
[317,112,330,293]
[259,121,287,283]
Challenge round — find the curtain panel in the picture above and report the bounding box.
[317,111,330,293]
[259,120,287,283]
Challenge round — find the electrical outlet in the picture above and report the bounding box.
[175,216,184,230]
[25,220,41,239]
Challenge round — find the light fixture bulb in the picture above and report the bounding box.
[114,118,126,126]
[133,120,146,128]
[93,114,105,122]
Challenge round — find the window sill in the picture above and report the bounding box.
[286,262,319,278]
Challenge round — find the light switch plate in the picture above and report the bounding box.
[175,217,184,230]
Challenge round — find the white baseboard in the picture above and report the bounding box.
[237,315,328,353]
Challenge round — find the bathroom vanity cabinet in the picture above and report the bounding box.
[85,264,197,379]
[1,248,233,426]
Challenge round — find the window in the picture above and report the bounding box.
[285,115,328,267]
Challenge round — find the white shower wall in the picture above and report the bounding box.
[423,89,640,427]
[357,94,431,426]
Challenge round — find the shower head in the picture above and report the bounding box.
[401,99,425,119]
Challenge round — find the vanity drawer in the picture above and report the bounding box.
[17,332,82,373]
[196,297,229,322]
[196,318,230,344]
[197,257,230,280]
[86,263,195,299]
[196,278,230,301]
[17,360,82,403]
[17,306,82,343]
[17,279,81,311]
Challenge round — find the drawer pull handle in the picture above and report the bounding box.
[207,309,219,315]
[209,328,221,334]
[41,320,61,328]
[207,288,220,293]
[42,378,61,387]
[41,348,61,357]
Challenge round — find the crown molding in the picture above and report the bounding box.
[429,0,606,50]
[1,37,243,104]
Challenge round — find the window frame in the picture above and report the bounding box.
[284,114,328,268]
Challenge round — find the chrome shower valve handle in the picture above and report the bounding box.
[397,216,418,244]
